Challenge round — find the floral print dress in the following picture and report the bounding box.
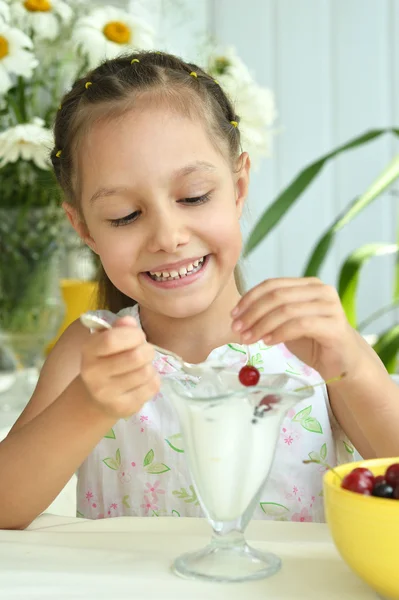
[76,305,355,523]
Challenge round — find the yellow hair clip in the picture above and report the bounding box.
[131,58,140,64]
[55,150,62,157]
[214,79,219,85]
[230,120,238,128]
[85,81,92,89]
[190,71,197,78]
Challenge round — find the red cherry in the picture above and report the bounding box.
[259,394,280,407]
[239,365,260,387]
[385,463,399,487]
[341,469,374,494]
[350,467,374,482]
[373,475,386,486]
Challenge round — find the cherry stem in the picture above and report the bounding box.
[294,371,347,393]
[302,459,343,481]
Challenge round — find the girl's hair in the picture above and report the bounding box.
[51,50,245,312]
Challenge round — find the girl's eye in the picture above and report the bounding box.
[109,211,140,227]
[180,192,211,205]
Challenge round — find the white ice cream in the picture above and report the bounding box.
[165,371,307,523]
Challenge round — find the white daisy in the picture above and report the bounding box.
[0,21,38,94]
[0,117,53,169]
[73,6,155,69]
[0,0,10,23]
[208,46,277,164]
[9,0,73,41]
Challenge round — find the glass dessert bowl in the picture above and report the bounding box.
[162,369,315,583]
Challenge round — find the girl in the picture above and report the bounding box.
[1,51,398,529]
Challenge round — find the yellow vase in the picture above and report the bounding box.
[46,279,98,353]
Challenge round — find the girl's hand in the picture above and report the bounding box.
[231,277,362,381]
[80,316,160,419]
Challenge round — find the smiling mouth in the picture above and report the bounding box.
[146,256,206,282]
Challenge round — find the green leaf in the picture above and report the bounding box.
[244,161,324,255]
[165,433,185,453]
[304,152,399,276]
[116,448,121,467]
[172,486,199,505]
[143,449,154,467]
[245,129,399,256]
[338,243,398,328]
[308,451,320,463]
[260,502,289,517]
[292,405,312,423]
[102,458,119,470]
[227,343,247,354]
[372,325,399,373]
[122,495,130,509]
[320,443,327,461]
[343,441,355,455]
[302,417,323,434]
[172,510,181,517]
[146,462,171,474]
[76,511,85,518]
[104,428,116,439]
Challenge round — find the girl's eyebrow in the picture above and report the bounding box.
[89,161,217,205]
[89,186,130,205]
[172,160,217,179]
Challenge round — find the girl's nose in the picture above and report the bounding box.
[146,209,190,254]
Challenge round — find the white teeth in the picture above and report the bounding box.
[148,257,205,282]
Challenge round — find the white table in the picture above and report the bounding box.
[0,514,376,599]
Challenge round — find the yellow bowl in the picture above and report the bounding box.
[324,457,399,600]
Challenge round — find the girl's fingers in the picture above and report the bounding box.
[85,326,146,358]
[87,364,158,402]
[232,284,339,333]
[256,315,339,347]
[238,301,336,344]
[97,343,155,377]
[232,277,322,318]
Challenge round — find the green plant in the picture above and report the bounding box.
[244,129,399,372]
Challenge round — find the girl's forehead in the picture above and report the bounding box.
[81,107,226,176]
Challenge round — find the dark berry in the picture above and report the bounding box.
[259,394,280,408]
[373,475,386,486]
[239,365,260,387]
[372,482,394,498]
[341,469,374,494]
[385,463,399,487]
[393,484,399,500]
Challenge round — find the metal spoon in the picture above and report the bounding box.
[80,312,227,377]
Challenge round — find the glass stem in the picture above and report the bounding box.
[210,520,246,549]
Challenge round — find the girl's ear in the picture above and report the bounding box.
[62,202,99,255]
[234,152,250,217]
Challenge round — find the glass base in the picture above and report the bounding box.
[173,542,281,583]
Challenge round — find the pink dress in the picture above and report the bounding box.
[76,305,354,522]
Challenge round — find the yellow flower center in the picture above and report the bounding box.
[0,36,9,60]
[103,21,131,45]
[23,0,52,12]
[213,56,230,76]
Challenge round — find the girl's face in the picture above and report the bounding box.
[67,105,249,319]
